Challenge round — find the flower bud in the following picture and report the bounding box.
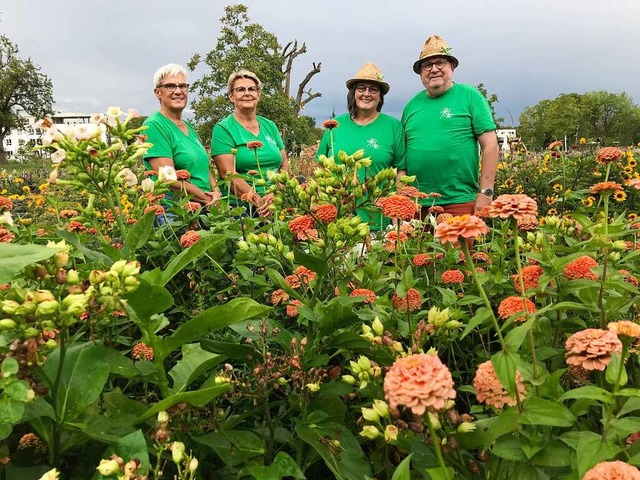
[341,375,356,385]
[110,260,128,275]
[96,459,120,476]
[36,300,59,316]
[170,441,185,464]
[384,425,399,442]
[1,300,20,315]
[372,400,389,418]
[24,327,40,338]
[65,269,80,285]
[54,252,69,269]
[359,425,380,440]
[0,319,16,330]
[458,422,477,433]
[372,317,384,336]
[189,457,199,472]
[285,251,295,262]
[353,149,365,161]
[357,356,371,372]
[612,240,628,252]
[361,407,380,423]
[34,290,55,303]
[157,411,169,425]
[427,412,441,431]
[89,270,107,285]
[238,240,249,251]
[306,382,320,393]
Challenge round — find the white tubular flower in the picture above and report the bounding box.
[170,441,185,464]
[50,149,66,165]
[1,211,14,226]
[158,165,177,183]
[38,468,60,480]
[96,459,120,476]
[90,113,106,125]
[72,123,102,141]
[106,106,123,118]
[141,177,155,193]
[117,168,138,187]
[127,108,140,118]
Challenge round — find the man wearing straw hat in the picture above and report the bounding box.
[402,35,499,219]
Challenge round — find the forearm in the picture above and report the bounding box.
[479,148,498,189]
[169,181,210,204]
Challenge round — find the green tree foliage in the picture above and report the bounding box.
[188,4,321,153]
[476,83,504,127]
[519,91,640,149]
[0,34,53,162]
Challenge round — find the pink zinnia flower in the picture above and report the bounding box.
[441,269,464,284]
[473,360,526,409]
[488,194,538,221]
[435,214,489,245]
[179,230,201,249]
[384,353,456,415]
[392,288,423,312]
[565,328,622,371]
[583,461,640,480]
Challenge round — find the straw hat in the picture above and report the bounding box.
[412,35,459,74]
[345,63,390,95]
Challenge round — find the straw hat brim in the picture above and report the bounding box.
[412,55,459,74]
[345,78,390,95]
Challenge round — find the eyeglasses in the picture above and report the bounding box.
[355,84,380,94]
[421,59,448,71]
[159,83,189,92]
[233,86,259,94]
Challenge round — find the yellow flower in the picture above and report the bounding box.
[628,159,636,168]
[544,154,550,161]
[514,184,524,194]
[628,213,638,222]
[579,137,587,145]
[546,195,558,205]
[502,179,515,189]
[614,191,627,202]
[593,170,602,177]
[497,162,508,170]
[624,166,634,174]
[14,178,24,184]
[547,208,558,216]
[38,184,49,192]
[22,186,30,193]
[582,196,595,207]
[553,183,563,192]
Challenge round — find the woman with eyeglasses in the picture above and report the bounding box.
[211,69,289,217]
[143,63,221,208]
[316,63,406,231]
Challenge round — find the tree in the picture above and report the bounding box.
[187,4,321,152]
[0,34,53,163]
[476,83,504,127]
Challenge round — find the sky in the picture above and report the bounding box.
[2,0,640,128]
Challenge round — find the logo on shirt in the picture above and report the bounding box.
[367,138,380,149]
[440,107,453,119]
[265,135,277,145]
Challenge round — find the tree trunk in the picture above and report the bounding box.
[0,137,6,164]
[294,62,322,115]
[282,40,307,97]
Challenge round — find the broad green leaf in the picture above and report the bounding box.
[491,350,519,397]
[0,423,11,441]
[317,297,360,335]
[4,380,29,402]
[168,343,224,394]
[21,396,55,422]
[504,317,535,350]
[67,413,137,444]
[56,230,112,266]
[121,211,155,258]
[425,467,455,480]
[200,339,255,360]
[156,298,270,359]
[480,408,520,450]
[93,430,150,480]
[126,278,174,320]
[194,430,265,467]
[329,331,371,351]
[0,398,24,424]
[520,397,575,427]
[1,357,18,375]
[607,417,640,442]
[618,397,640,417]
[135,385,231,423]
[460,307,492,339]
[245,452,305,480]
[42,343,110,423]
[293,248,329,276]
[391,454,412,480]
[573,431,621,478]
[531,440,572,467]
[158,234,227,285]
[605,352,628,388]
[558,385,614,404]
[0,243,63,283]
[492,437,527,462]
[297,422,372,480]
[102,390,148,418]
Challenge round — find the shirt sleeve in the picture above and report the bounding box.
[392,121,407,170]
[143,119,173,159]
[470,88,497,136]
[210,122,236,156]
[315,129,331,160]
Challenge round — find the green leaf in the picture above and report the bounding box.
[504,317,535,350]
[93,430,150,479]
[491,350,519,397]
[194,430,265,467]
[478,409,520,450]
[558,385,614,404]
[531,440,572,467]
[126,278,174,320]
[245,452,305,480]
[121,211,155,257]
[607,417,640,442]
[200,339,255,360]
[0,243,63,283]
[42,343,110,423]
[460,307,492,339]
[0,423,12,441]
[156,298,270,359]
[492,437,527,461]
[168,343,224,394]
[293,248,329,276]
[521,397,575,427]
[4,380,29,402]
[329,331,371,351]
[296,421,372,480]
[317,297,360,335]
[0,398,24,424]
[1,357,18,375]
[605,351,628,387]
[618,397,640,417]
[570,431,621,478]
[425,467,455,480]
[158,234,227,286]
[391,454,412,480]
[135,385,231,423]
[102,391,147,418]
[56,230,112,266]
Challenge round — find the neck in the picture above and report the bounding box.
[354,109,379,125]
[427,82,453,98]
[160,107,183,124]
[234,108,257,124]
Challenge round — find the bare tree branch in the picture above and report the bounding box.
[294,62,321,114]
[282,40,307,96]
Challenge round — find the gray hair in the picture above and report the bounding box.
[227,69,262,93]
[153,63,188,88]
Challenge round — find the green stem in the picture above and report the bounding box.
[50,330,67,467]
[425,412,448,473]
[107,186,132,258]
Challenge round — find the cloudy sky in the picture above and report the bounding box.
[2,0,639,128]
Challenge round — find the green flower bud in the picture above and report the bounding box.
[359,425,380,440]
[608,251,621,262]
[445,320,463,330]
[170,441,185,464]
[89,270,107,285]
[384,425,399,442]
[54,251,69,269]
[399,175,416,185]
[428,412,441,431]
[157,411,170,425]
[238,240,249,251]
[122,262,140,277]
[361,407,380,423]
[458,422,477,433]
[285,251,295,262]
[0,319,17,330]
[372,400,389,418]
[66,269,80,285]
[372,317,384,336]
[36,300,59,316]
[34,290,55,303]
[341,375,356,385]
[96,459,120,476]
[349,360,361,374]
[2,300,20,315]
[306,382,320,392]
[357,356,372,372]
[24,327,40,338]
[110,260,128,275]
[612,240,627,252]
[188,458,199,473]
[353,149,365,160]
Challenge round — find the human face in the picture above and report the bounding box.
[354,82,381,114]
[154,74,188,113]
[419,56,454,97]
[229,77,260,111]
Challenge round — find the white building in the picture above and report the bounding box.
[3,112,92,160]
[496,128,517,153]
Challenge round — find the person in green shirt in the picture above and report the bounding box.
[211,69,289,217]
[316,63,406,230]
[402,35,499,219]
[143,63,221,208]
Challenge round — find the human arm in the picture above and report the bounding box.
[475,130,499,211]
[147,157,219,206]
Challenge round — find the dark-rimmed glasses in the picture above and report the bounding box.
[159,83,189,92]
[233,86,259,94]
[355,84,380,94]
[421,59,448,71]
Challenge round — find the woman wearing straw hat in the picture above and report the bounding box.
[316,63,406,231]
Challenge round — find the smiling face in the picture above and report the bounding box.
[419,56,455,97]
[154,73,188,113]
[228,77,260,112]
[354,82,381,114]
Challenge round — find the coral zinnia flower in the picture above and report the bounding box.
[284,274,301,289]
[429,206,445,215]
[383,230,409,251]
[488,194,538,221]
[286,300,303,317]
[590,182,623,195]
[246,141,263,149]
[383,353,456,415]
[563,255,598,280]
[516,214,539,232]
[497,296,536,322]
[474,360,526,409]
[397,186,428,199]
[436,213,453,224]
[322,119,339,130]
[176,169,191,180]
[595,147,624,165]
[435,214,489,245]
[179,230,201,249]
[0,196,13,212]
[472,252,491,263]
[144,205,165,216]
[377,195,417,221]
[350,288,376,304]
[59,209,78,218]
[289,215,315,239]
[441,269,465,284]
[628,178,640,190]
[294,266,317,284]
[271,289,290,305]
[132,342,155,361]
[68,220,86,232]
[583,461,640,480]
[413,253,442,267]
[0,227,14,243]
[392,288,423,312]
[619,269,639,287]
[547,140,564,150]
[512,265,544,293]
[184,201,202,212]
[565,328,622,371]
[312,204,337,223]
[608,321,640,340]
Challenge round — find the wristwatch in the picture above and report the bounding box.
[479,187,494,196]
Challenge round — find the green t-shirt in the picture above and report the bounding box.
[142,111,212,193]
[401,83,496,205]
[211,114,285,197]
[316,113,406,230]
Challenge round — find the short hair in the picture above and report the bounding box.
[153,64,188,88]
[227,69,262,93]
[347,83,385,118]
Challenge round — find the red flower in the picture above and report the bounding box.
[176,169,191,180]
[0,228,14,243]
[68,221,86,232]
[180,230,202,248]
[247,141,263,149]
[392,288,423,312]
[132,342,154,361]
[441,269,465,284]
[313,204,337,223]
[0,197,13,212]
[377,195,417,221]
[349,288,376,304]
[497,296,536,322]
[595,147,624,165]
[322,119,339,130]
[563,256,598,280]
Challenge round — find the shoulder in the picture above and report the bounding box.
[403,91,428,111]
[378,113,402,126]
[257,115,279,130]
[143,111,163,127]
[454,83,483,98]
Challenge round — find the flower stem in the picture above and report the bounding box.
[425,412,448,473]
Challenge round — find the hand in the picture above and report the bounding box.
[256,193,274,217]
[474,193,492,213]
[203,190,222,207]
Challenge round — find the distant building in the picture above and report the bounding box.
[3,112,92,160]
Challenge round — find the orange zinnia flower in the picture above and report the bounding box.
[176,169,191,180]
[271,289,290,305]
[583,461,640,480]
[184,201,202,212]
[413,253,442,267]
[0,228,14,243]
[383,230,409,251]
[322,119,339,130]
[312,204,337,223]
[246,141,263,149]
[397,186,428,199]
[144,205,165,216]
[392,288,423,312]
[59,209,78,218]
[488,194,538,221]
[589,182,623,195]
[565,328,622,371]
[441,269,464,284]
[434,214,489,245]
[289,215,315,239]
[0,196,13,212]
[294,266,317,284]
[286,300,303,317]
[497,296,536,322]
[377,195,417,221]
[516,214,539,232]
[512,265,544,293]
[429,206,445,215]
[563,256,598,280]
[595,147,624,165]
[474,360,526,409]
[179,230,201,249]
[132,342,155,361]
[350,288,376,304]
[384,353,456,415]
[608,321,640,340]
[436,213,453,224]
[619,269,639,287]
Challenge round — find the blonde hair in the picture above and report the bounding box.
[153,64,188,88]
[227,69,262,93]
